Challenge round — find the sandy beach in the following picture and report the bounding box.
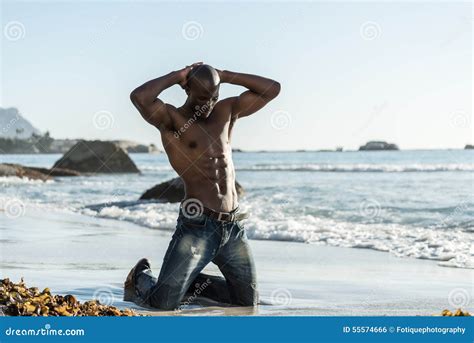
[1,206,471,316]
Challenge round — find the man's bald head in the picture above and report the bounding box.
[186,64,220,91]
[184,64,221,118]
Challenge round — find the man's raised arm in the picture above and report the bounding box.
[218,70,281,119]
[130,62,202,129]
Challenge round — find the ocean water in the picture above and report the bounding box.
[1,150,473,269]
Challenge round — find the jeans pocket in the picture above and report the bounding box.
[236,220,245,231]
[235,220,249,241]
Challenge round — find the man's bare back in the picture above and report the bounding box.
[131,62,280,212]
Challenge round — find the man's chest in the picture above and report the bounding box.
[180,123,229,152]
[162,118,231,158]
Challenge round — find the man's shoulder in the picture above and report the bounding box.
[150,103,178,133]
[216,97,236,109]
[214,97,238,119]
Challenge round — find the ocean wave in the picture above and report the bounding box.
[81,200,473,269]
[236,163,474,173]
[139,165,174,172]
[82,201,178,230]
[0,176,54,184]
[245,216,473,269]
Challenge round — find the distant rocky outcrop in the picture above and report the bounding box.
[140,177,245,202]
[112,140,160,154]
[48,139,80,154]
[0,108,40,139]
[359,141,399,151]
[0,136,159,154]
[53,140,140,174]
[315,147,344,152]
[0,163,81,181]
[0,137,159,155]
[0,132,55,154]
[465,144,473,150]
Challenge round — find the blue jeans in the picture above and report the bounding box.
[135,208,258,310]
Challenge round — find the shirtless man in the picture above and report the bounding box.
[124,62,280,310]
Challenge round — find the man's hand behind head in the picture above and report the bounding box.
[178,62,203,89]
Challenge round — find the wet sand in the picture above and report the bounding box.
[1,207,472,316]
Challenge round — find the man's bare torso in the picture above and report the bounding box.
[160,100,237,212]
[130,64,280,213]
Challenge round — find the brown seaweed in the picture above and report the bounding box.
[0,278,140,316]
[441,309,471,316]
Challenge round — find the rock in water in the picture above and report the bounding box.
[140,177,245,202]
[26,166,82,177]
[0,163,51,181]
[359,141,399,151]
[53,140,140,173]
[0,163,82,180]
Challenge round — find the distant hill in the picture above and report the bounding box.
[0,107,41,139]
[0,107,161,154]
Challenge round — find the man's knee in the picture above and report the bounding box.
[236,295,258,307]
[233,282,259,306]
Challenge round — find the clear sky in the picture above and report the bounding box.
[1,0,472,150]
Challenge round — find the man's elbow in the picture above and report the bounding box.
[266,81,281,100]
[273,81,281,97]
[130,88,145,110]
[130,89,140,104]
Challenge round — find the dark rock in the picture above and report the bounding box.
[465,144,473,150]
[0,163,51,181]
[27,166,82,177]
[0,163,82,180]
[359,141,399,151]
[53,140,140,173]
[140,177,245,202]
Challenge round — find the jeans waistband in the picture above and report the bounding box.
[179,200,244,222]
